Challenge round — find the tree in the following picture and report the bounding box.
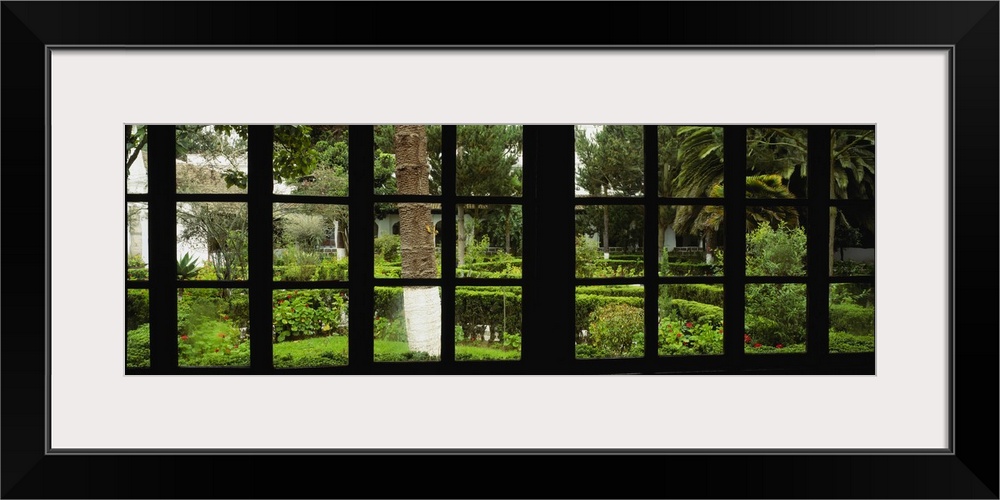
[575,125,644,256]
[455,125,522,265]
[829,129,875,274]
[394,125,441,356]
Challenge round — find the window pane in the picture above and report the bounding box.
[658,205,724,276]
[456,125,523,197]
[374,125,443,196]
[575,125,644,197]
[126,202,148,280]
[745,208,808,276]
[658,126,724,198]
[374,203,441,278]
[273,203,348,281]
[575,205,644,278]
[830,283,874,353]
[126,124,148,194]
[176,125,248,194]
[831,129,875,200]
[178,288,250,367]
[575,285,644,359]
[177,202,248,280]
[456,204,522,278]
[658,284,724,356]
[745,283,806,354]
[126,289,150,368]
[374,286,441,362]
[273,289,349,368]
[456,286,522,361]
[831,206,875,276]
[273,125,349,195]
[746,128,807,198]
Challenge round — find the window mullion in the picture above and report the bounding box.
[807,126,832,360]
[439,125,457,365]
[723,126,747,368]
[147,125,178,374]
[643,125,660,367]
[348,125,375,371]
[248,125,274,373]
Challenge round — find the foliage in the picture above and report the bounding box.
[666,299,724,327]
[455,345,521,361]
[830,303,874,337]
[374,234,401,262]
[126,289,149,331]
[575,235,602,278]
[273,246,321,281]
[745,343,807,354]
[658,319,723,356]
[833,260,875,277]
[281,213,327,249]
[177,202,249,280]
[126,255,147,280]
[575,125,644,196]
[587,303,644,357]
[454,287,522,342]
[575,294,643,339]
[829,332,875,353]
[830,283,874,308]
[575,285,645,298]
[312,257,349,281]
[178,320,248,367]
[745,284,807,346]
[273,336,349,368]
[272,289,347,342]
[746,222,807,276]
[666,284,724,307]
[176,253,200,280]
[374,316,407,342]
[126,324,150,368]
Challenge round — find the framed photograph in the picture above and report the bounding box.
[3,2,996,498]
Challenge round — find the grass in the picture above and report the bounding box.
[267,335,520,367]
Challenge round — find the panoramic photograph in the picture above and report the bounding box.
[124,124,875,374]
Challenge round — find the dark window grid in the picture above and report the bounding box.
[272,194,349,205]
[125,194,148,203]
[125,282,149,290]
[655,197,731,204]
[136,124,870,375]
[455,196,522,204]
[175,193,248,203]
[829,199,876,209]
[573,197,648,206]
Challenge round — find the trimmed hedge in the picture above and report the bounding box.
[830,303,874,336]
[667,284,723,307]
[575,294,643,334]
[126,324,150,368]
[575,285,645,298]
[829,332,875,353]
[667,299,724,326]
[663,261,716,276]
[126,289,149,331]
[454,288,522,339]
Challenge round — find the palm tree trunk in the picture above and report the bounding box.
[395,125,441,356]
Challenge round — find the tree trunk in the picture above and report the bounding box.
[395,125,441,356]
[457,203,466,267]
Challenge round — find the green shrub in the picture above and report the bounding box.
[746,223,807,276]
[374,262,402,278]
[126,324,150,368]
[455,345,521,361]
[127,268,149,280]
[373,287,404,320]
[831,283,874,308]
[829,331,875,353]
[374,351,435,362]
[667,299,724,327]
[658,318,723,356]
[575,235,602,278]
[745,283,806,346]
[126,289,149,331]
[744,343,807,354]
[282,213,326,248]
[575,294,643,337]
[575,285,645,298]
[829,303,874,336]
[272,289,347,341]
[178,320,248,367]
[668,284,724,307]
[312,257,349,281]
[275,246,321,281]
[575,343,603,359]
[454,288,522,341]
[833,260,874,277]
[662,261,716,276]
[587,303,644,357]
[374,234,401,262]
[374,316,407,342]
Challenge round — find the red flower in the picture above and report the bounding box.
[215,348,220,352]
[776,344,784,349]
[287,295,292,299]
[685,322,693,328]
[753,343,762,348]
[676,333,683,339]
[180,335,189,341]
[223,315,229,320]
[744,334,751,344]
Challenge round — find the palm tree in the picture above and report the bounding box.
[394,125,441,356]
[829,129,875,274]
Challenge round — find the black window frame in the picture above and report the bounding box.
[126,124,874,375]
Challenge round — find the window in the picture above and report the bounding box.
[126,124,874,374]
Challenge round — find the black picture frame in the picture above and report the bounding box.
[3,2,996,498]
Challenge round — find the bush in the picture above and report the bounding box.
[272,336,349,368]
[126,324,150,368]
[374,351,435,362]
[745,283,806,346]
[282,213,326,248]
[312,257,349,281]
[127,268,149,280]
[830,303,874,336]
[575,285,645,298]
[746,222,807,276]
[374,316,407,342]
[178,320,248,366]
[587,303,644,357]
[575,294,643,337]
[745,343,807,354]
[454,288,522,342]
[662,261,716,276]
[658,319,723,356]
[273,289,347,342]
[274,246,321,281]
[373,287,405,320]
[126,289,149,331]
[667,299,724,327]
[575,235,602,278]
[667,284,724,307]
[374,234,401,262]
[833,260,874,277]
[829,331,875,353]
